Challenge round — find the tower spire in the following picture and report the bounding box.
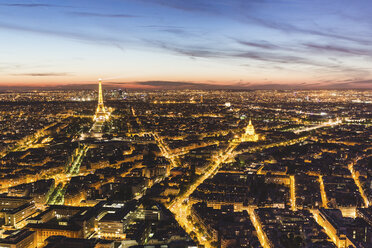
[98,79,104,105]
[94,79,109,121]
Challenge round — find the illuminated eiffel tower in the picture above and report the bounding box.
[94,79,109,122]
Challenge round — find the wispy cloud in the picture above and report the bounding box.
[0,22,127,50]
[148,39,325,67]
[244,16,372,46]
[139,0,372,46]
[0,3,70,8]
[303,43,371,56]
[137,81,203,87]
[147,40,222,58]
[70,12,137,18]
[344,79,372,85]
[234,51,316,65]
[57,80,372,89]
[111,80,250,89]
[141,25,196,37]
[147,38,372,81]
[235,39,280,50]
[141,0,219,14]
[11,72,70,77]
[141,25,185,29]
[160,28,189,35]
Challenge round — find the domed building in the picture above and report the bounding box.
[242,119,259,142]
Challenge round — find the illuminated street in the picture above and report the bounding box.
[290,175,297,211]
[65,145,89,176]
[167,137,242,248]
[248,208,271,248]
[294,118,343,134]
[311,209,339,246]
[319,175,329,208]
[348,157,370,207]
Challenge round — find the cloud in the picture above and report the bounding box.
[298,79,372,89]
[137,81,205,87]
[141,0,219,14]
[147,39,369,76]
[235,39,280,50]
[111,80,251,89]
[111,81,219,89]
[149,39,304,64]
[173,48,219,58]
[147,40,222,58]
[141,25,195,37]
[142,25,186,29]
[138,0,276,15]
[303,43,371,56]
[160,28,189,35]
[139,1,372,46]
[2,79,371,90]
[235,50,354,71]
[245,16,372,46]
[0,22,127,51]
[0,3,70,8]
[343,79,372,85]
[105,80,372,89]
[234,51,313,65]
[70,12,137,18]
[12,72,70,77]
[0,63,23,71]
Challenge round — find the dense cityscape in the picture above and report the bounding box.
[0,82,370,248]
[2,0,372,247]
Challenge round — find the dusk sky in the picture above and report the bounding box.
[1,0,372,89]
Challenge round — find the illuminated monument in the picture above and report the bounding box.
[241,119,259,142]
[94,79,109,122]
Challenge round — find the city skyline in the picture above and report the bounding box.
[0,85,370,248]
[0,2,371,246]
[1,0,372,89]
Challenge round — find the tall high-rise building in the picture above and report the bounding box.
[94,79,109,122]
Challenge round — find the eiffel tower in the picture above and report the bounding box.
[94,79,109,122]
